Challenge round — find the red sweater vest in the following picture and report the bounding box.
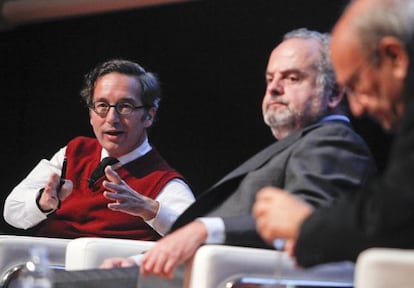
[33,136,186,240]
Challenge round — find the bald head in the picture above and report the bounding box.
[331,0,395,85]
[330,0,413,130]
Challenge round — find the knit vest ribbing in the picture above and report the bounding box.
[33,136,186,240]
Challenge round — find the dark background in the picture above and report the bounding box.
[0,0,392,232]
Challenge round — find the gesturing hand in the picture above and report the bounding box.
[38,173,73,212]
[102,166,159,220]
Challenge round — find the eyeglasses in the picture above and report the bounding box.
[90,101,146,116]
[343,63,364,99]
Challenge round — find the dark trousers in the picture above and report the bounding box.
[49,265,185,288]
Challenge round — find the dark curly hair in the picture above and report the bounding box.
[80,59,161,111]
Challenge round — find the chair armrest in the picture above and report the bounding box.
[355,247,414,288]
[186,245,290,288]
[186,245,354,288]
[0,235,70,286]
[65,237,155,270]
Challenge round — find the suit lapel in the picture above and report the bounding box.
[213,128,304,187]
[170,122,325,232]
[170,174,244,231]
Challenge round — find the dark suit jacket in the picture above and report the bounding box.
[170,119,377,249]
[295,100,414,267]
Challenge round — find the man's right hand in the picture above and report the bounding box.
[38,173,73,212]
[253,186,313,245]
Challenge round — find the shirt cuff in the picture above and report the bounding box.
[129,254,144,266]
[197,217,225,244]
[29,189,49,220]
[145,202,178,236]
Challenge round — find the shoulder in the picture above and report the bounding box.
[305,121,366,143]
[67,136,98,146]
[295,121,372,156]
[66,136,100,154]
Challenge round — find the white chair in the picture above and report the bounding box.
[64,237,155,270]
[0,235,70,287]
[219,247,414,288]
[0,235,154,288]
[64,237,355,288]
[187,245,354,288]
[354,247,414,288]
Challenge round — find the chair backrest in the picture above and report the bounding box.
[355,247,414,288]
[186,245,355,288]
[65,237,154,270]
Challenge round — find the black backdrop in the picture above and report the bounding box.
[0,0,392,232]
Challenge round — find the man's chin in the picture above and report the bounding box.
[101,141,121,154]
[376,116,399,133]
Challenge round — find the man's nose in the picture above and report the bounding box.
[267,78,283,96]
[348,93,368,117]
[105,106,121,122]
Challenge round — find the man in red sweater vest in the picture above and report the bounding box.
[4,59,194,240]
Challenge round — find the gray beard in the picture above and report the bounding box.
[264,107,326,139]
[264,107,298,130]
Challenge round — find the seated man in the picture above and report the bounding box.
[95,28,376,287]
[254,0,414,268]
[3,59,194,240]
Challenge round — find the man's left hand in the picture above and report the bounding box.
[140,221,208,279]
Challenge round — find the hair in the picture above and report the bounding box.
[351,0,414,61]
[282,28,346,113]
[80,59,161,110]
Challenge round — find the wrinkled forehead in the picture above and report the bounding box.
[330,0,377,86]
[331,22,365,86]
[268,38,322,71]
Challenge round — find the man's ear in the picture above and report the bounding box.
[379,36,409,80]
[327,85,345,109]
[143,107,157,128]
